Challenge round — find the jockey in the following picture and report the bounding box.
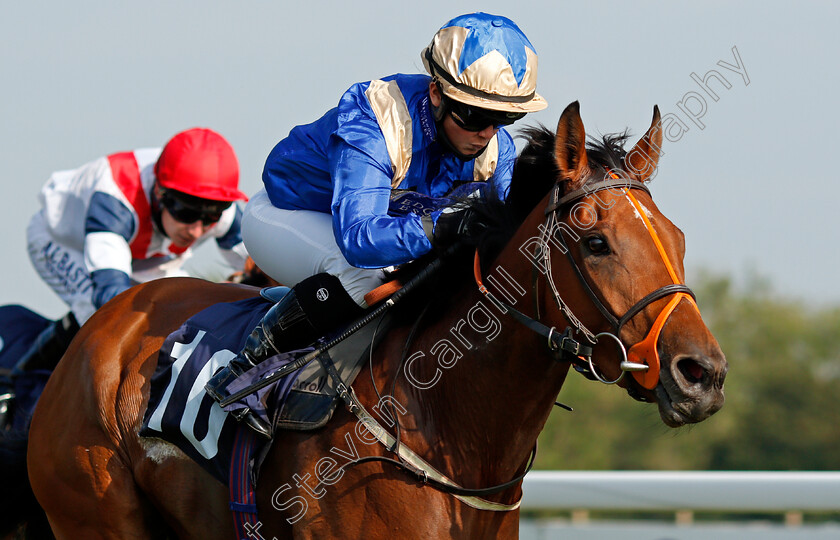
[19,128,249,376]
[205,12,547,437]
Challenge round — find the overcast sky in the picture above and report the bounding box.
[2,1,838,319]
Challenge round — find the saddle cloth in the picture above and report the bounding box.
[139,294,383,484]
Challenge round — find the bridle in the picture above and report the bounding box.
[296,171,703,513]
[476,170,699,390]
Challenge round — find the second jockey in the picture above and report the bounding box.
[206,13,547,437]
[20,127,250,376]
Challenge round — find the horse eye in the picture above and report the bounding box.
[585,236,610,255]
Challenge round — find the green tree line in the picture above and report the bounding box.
[535,271,840,471]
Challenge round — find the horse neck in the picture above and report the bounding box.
[383,209,571,490]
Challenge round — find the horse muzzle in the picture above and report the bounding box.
[654,350,728,427]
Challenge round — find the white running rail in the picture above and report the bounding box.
[521,471,840,511]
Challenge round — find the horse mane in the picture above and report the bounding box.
[470,124,633,263]
[391,125,633,313]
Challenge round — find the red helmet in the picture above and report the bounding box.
[154,128,248,202]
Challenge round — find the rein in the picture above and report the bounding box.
[474,251,593,368]
[323,355,535,511]
[224,247,532,510]
[320,280,536,512]
[333,174,699,510]
[313,173,701,511]
[226,173,701,512]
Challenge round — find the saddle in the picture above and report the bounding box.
[240,284,394,431]
[138,257,446,538]
[139,281,399,483]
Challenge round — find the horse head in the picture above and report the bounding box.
[507,101,727,427]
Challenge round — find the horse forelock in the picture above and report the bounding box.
[585,130,632,177]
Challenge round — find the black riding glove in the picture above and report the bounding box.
[422,208,475,248]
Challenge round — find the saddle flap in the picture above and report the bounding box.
[274,309,391,430]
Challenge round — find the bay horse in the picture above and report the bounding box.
[25,102,727,539]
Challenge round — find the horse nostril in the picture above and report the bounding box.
[716,362,729,388]
[677,358,706,385]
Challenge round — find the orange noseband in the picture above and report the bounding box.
[622,189,699,389]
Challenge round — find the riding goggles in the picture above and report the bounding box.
[160,190,231,226]
[445,96,526,132]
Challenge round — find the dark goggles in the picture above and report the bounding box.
[445,97,526,132]
[160,190,231,226]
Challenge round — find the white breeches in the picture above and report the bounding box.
[241,189,387,307]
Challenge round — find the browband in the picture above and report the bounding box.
[545,177,651,216]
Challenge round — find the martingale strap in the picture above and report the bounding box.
[319,353,532,512]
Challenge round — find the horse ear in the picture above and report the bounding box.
[554,101,590,191]
[624,105,663,182]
